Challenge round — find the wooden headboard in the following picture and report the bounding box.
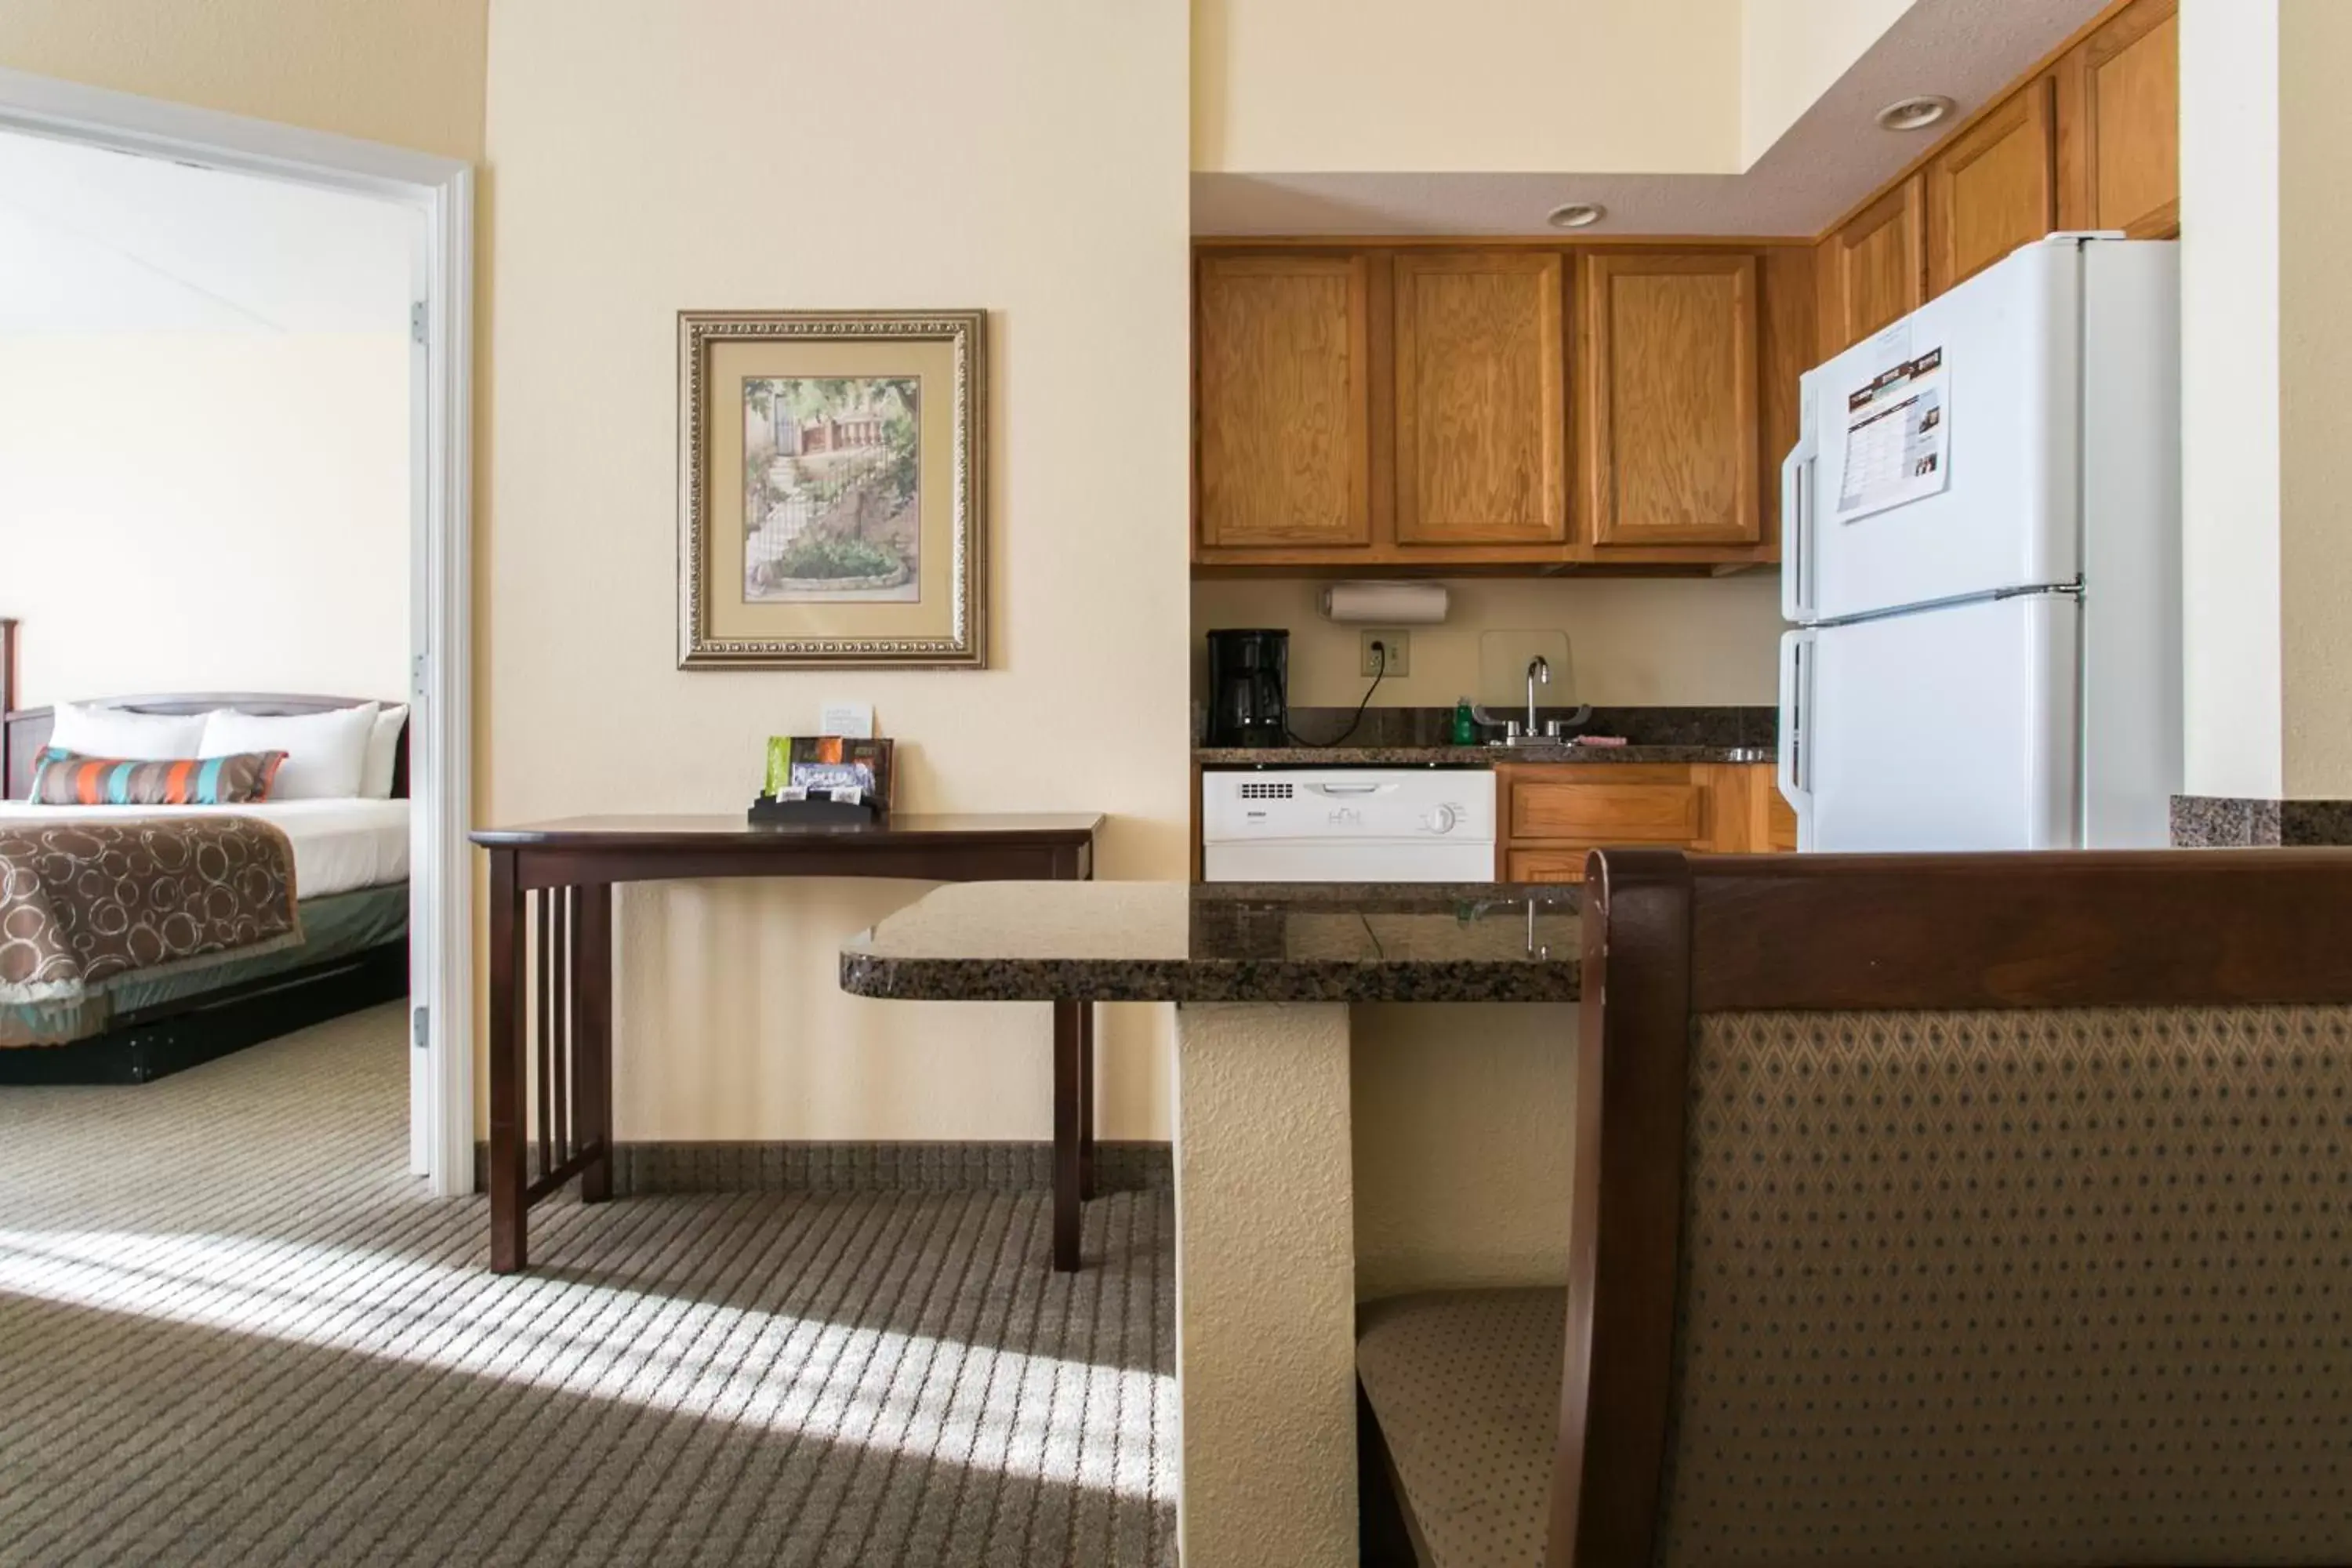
[0,619,15,791]
[2,691,408,801]
[0,620,15,764]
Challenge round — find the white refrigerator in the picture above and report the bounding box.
[1778,234,2181,851]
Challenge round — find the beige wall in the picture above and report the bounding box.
[2278,0,2352,797]
[1192,0,1743,174]
[482,0,1192,1142]
[1739,0,1918,165]
[1353,1004,1574,1299]
[1192,575,1786,711]
[1192,0,1920,177]
[0,332,410,708]
[0,0,487,161]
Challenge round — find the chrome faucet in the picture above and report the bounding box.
[1525,655,1549,735]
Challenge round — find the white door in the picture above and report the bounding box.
[1780,593,2081,851]
[1784,239,2086,625]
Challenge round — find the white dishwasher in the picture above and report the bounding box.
[1200,768,1497,882]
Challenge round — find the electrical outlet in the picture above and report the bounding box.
[1360,630,1410,677]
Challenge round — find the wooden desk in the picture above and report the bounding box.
[470,812,1102,1274]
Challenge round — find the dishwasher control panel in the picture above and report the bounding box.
[1201,768,1496,855]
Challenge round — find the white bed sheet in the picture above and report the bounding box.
[0,798,410,899]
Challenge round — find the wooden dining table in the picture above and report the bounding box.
[469,811,1102,1273]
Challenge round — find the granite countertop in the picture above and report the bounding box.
[1193,743,1772,766]
[839,881,1581,1004]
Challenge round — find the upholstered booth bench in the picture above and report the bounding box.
[1358,847,2352,1568]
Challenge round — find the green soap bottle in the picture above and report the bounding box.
[1450,697,1476,746]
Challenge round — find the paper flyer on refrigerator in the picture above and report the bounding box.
[1835,345,1949,523]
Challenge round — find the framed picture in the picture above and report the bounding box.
[677,310,985,668]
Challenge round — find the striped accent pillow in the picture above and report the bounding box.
[29,747,288,807]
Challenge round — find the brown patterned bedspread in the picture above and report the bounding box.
[0,816,301,1046]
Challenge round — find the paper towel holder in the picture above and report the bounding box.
[1317,581,1450,625]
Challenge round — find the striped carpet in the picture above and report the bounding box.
[0,1004,1176,1566]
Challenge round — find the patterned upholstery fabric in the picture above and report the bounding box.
[1357,1287,1563,1568]
[30,746,285,806]
[1658,1005,2352,1567]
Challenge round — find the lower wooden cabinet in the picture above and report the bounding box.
[1701,762,1798,855]
[1498,763,1788,881]
[1506,848,1596,884]
[1508,766,1705,843]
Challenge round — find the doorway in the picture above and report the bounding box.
[0,65,475,1194]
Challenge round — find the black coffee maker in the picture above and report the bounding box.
[1203,629,1289,746]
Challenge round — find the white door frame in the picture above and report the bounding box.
[0,67,477,1198]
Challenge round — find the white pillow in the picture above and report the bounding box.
[47,702,210,761]
[201,703,379,800]
[361,705,409,800]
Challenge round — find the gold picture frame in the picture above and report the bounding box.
[677,310,986,668]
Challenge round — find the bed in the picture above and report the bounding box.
[0,684,411,1084]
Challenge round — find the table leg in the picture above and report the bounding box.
[1053,998,1084,1272]
[572,883,615,1203]
[488,850,529,1273]
[1078,1000,1097,1200]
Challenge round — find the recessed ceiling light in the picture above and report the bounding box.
[1545,201,1606,230]
[1875,95,1955,132]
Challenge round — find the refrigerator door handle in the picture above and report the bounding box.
[1781,438,1818,622]
[1778,629,1816,845]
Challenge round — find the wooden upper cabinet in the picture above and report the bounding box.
[1926,78,2057,295]
[1817,176,1926,357]
[1392,252,1567,547]
[1578,253,1761,548]
[2062,0,2179,238]
[1195,254,1372,551]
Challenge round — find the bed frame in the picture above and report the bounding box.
[0,619,15,771]
[0,682,411,1085]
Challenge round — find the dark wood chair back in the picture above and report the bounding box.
[2,691,408,801]
[1559,847,2352,1567]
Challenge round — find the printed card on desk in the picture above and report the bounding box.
[764,736,894,807]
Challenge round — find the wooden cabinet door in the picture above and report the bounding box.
[1507,768,1706,843]
[1579,252,1761,548]
[1195,254,1373,551]
[1697,762,1797,852]
[1926,79,2057,296]
[1392,252,1567,546]
[2063,0,2179,239]
[1817,176,1926,357]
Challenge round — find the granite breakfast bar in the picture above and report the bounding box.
[841,880,1580,1568]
